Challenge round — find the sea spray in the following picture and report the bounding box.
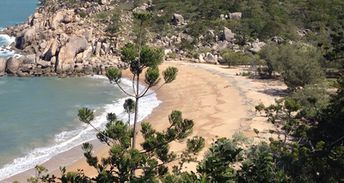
[0,34,16,58]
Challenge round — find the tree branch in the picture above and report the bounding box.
[115,81,135,97]
[87,123,113,147]
[140,83,166,97]
[139,85,152,98]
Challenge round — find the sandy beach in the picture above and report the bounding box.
[65,61,286,177]
[5,61,286,181]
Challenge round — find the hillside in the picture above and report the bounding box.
[0,0,343,77]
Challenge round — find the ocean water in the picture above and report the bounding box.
[0,77,160,180]
[0,0,161,180]
[0,0,38,58]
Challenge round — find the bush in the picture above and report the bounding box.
[220,50,254,67]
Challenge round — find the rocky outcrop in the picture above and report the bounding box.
[0,0,126,77]
[57,36,88,73]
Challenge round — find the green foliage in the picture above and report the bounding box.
[198,138,242,182]
[221,50,254,67]
[28,77,344,182]
[238,143,288,183]
[145,67,160,86]
[120,43,138,63]
[79,110,202,182]
[106,67,122,83]
[163,67,178,83]
[140,46,164,68]
[123,98,135,114]
[78,107,94,124]
[106,12,121,35]
[260,43,325,89]
[259,43,281,77]
[254,77,344,182]
[290,85,329,118]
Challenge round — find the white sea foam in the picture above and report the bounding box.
[0,34,16,58]
[0,78,161,180]
[0,34,15,47]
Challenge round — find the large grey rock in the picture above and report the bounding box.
[95,41,102,56]
[0,58,7,76]
[204,52,219,64]
[42,39,58,61]
[37,59,51,68]
[172,13,185,26]
[50,10,74,29]
[15,27,36,49]
[23,54,36,64]
[229,12,242,20]
[6,56,23,75]
[249,39,266,53]
[222,27,235,42]
[62,14,74,24]
[57,36,88,73]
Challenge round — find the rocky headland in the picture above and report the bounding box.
[0,0,270,77]
[0,0,126,77]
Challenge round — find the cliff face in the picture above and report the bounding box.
[0,0,125,77]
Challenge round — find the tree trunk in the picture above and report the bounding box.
[132,74,140,149]
[128,112,131,126]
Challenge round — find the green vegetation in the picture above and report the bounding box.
[220,50,256,67]
[24,1,344,182]
[27,76,344,182]
[106,12,178,149]
[148,0,344,74]
[259,43,325,89]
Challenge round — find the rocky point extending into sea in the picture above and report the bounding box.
[0,0,125,77]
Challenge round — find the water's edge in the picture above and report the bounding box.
[0,76,161,180]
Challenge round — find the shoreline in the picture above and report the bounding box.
[63,61,285,177]
[4,61,285,181]
[1,76,160,182]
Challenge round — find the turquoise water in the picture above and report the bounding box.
[0,77,124,178]
[0,0,38,58]
[0,77,123,164]
[0,0,161,179]
[0,0,38,28]
[0,76,160,179]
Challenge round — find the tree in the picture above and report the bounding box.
[279,44,325,89]
[197,138,242,182]
[237,143,288,183]
[106,12,178,149]
[220,50,254,67]
[28,110,204,183]
[123,98,135,125]
[260,43,325,89]
[79,109,205,182]
[259,43,281,78]
[254,77,344,182]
